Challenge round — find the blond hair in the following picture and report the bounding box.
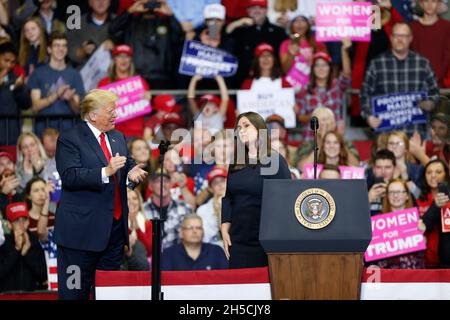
[16,132,47,165]
[80,89,118,120]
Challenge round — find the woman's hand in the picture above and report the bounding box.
[221,222,232,260]
[287,41,299,56]
[435,192,450,208]
[341,37,352,51]
[418,219,427,233]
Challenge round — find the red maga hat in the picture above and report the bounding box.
[0,151,15,163]
[313,51,332,64]
[254,42,274,57]
[153,95,182,113]
[161,113,185,127]
[199,94,221,107]
[207,167,228,185]
[112,44,133,57]
[246,0,268,8]
[6,202,28,222]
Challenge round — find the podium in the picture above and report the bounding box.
[260,179,372,300]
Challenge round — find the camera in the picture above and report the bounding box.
[144,1,161,10]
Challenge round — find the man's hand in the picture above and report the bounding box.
[367,115,382,129]
[368,183,387,202]
[128,0,150,14]
[1,175,20,195]
[154,0,173,16]
[105,153,127,177]
[128,164,148,184]
[21,232,31,256]
[82,41,96,56]
[62,88,76,101]
[418,100,435,112]
[14,229,24,252]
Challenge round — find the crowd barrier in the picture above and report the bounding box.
[2,267,449,300]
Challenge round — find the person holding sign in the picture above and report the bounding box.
[188,74,229,136]
[98,45,152,138]
[295,39,352,141]
[221,112,291,269]
[417,159,450,268]
[366,179,425,269]
[360,22,439,137]
[279,15,326,81]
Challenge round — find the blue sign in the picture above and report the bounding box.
[371,92,428,132]
[179,41,238,78]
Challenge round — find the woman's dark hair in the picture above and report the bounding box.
[289,16,318,53]
[307,58,333,94]
[230,112,271,171]
[419,158,450,201]
[318,131,349,166]
[249,51,283,80]
[25,176,46,208]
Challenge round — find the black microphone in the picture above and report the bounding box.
[310,116,319,130]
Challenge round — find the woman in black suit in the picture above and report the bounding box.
[221,112,291,269]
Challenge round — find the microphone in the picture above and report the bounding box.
[310,116,319,130]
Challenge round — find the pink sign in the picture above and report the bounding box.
[99,76,151,124]
[285,55,310,90]
[365,208,426,262]
[315,2,372,42]
[302,163,365,179]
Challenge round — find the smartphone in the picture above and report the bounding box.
[438,181,449,195]
[208,22,219,40]
[144,1,161,10]
[373,176,385,185]
[290,33,301,45]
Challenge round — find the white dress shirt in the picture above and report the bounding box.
[85,121,113,183]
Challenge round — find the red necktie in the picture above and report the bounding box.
[100,132,122,220]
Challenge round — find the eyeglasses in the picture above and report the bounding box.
[388,191,407,196]
[392,33,411,39]
[387,141,404,147]
[182,226,203,231]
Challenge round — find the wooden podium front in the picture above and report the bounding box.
[268,253,364,300]
[260,180,372,301]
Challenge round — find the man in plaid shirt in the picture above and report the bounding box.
[143,169,193,250]
[360,22,439,137]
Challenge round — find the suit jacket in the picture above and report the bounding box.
[54,122,135,252]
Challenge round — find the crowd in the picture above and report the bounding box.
[0,0,450,293]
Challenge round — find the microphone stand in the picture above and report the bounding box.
[311,118,319,180]
[151,140,171,301]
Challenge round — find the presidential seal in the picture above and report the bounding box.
[294,188,336,229]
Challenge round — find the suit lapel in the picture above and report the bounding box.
[81,122,108,167]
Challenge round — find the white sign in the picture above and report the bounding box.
[80,45,112,92]
[237,88,296,128]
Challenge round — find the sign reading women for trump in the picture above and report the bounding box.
[365,208,426,262]
[302,164,365,179]
[371,92,427,132]
[315,2,373,42]
[179,41,238,78]
[237,89,296,128]
[99,76,151,124]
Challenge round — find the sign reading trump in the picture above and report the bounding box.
[99,76,151,124]
[315,2,373,42]
[365,208,426,262]
[371,92,427,132]
[179,41,238,78]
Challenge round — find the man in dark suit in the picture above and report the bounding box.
[54,89,147,300]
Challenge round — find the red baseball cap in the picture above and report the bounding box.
[6,202,28,222]
[162,113,185,127]
[207,167,228,185]
[153,95,182,113]
[254,42,274,57]
[313,51,332,64]
[0,151,15,163]
[112,44,133,57]
[199,94,221,108]
[246,0,268,8]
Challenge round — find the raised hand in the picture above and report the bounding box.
[106,153,127,177]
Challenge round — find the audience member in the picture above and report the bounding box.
[16,132,47,190]
[161,214,228,271]
[0,202,47,292]
[18,17,47,76]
